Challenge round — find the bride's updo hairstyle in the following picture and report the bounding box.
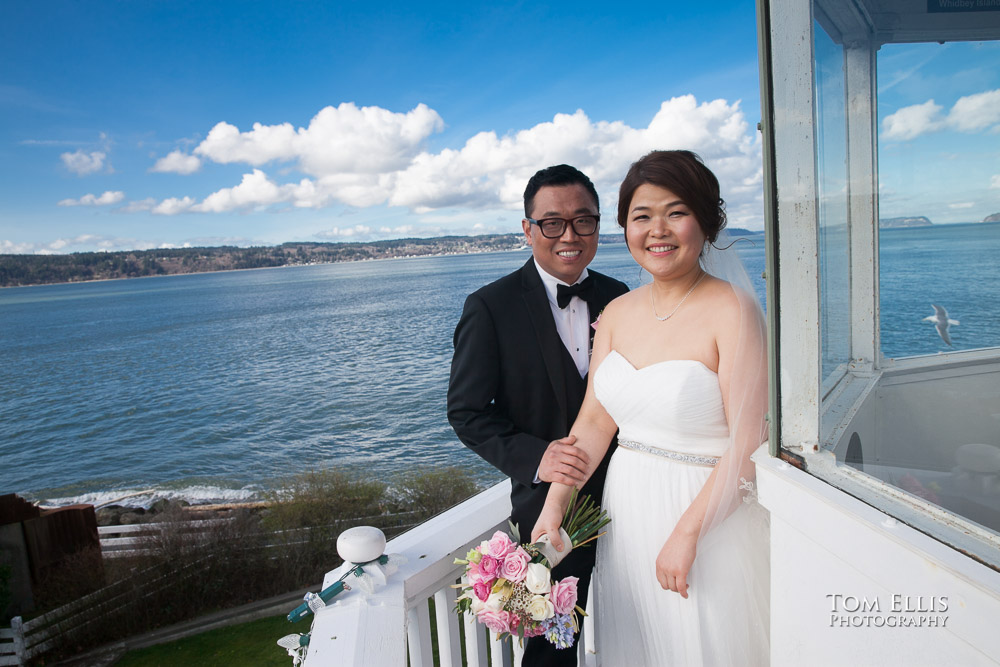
[616,150,727,245]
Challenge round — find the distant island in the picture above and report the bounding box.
[984,212,1000,223]
[0,228,762,288]
[880,216,932,228]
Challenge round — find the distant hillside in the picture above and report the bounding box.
[0,235,525,288]
[984,212,1000,223]
[880,216,932,228]
[1,227,768,288]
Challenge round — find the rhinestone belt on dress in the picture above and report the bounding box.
[618,438,720,467]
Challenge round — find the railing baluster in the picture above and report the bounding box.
[303,481,518,666]
[512,637,524,666]
[489,628,510,667]
[406,601,433,667]
[433,586,461,667]
[582,580,599,666]
[462,610,487,667]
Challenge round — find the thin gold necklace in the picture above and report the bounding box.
[651,272,706,321]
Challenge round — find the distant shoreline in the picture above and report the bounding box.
[0,243,534,290]
[0,234,534,289]
[0,229,772,289]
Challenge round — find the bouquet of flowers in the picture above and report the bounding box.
[453,490,610,649]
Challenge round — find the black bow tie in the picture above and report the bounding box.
[556,276,595,309]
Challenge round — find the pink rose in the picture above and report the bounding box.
[467,562,485,585]
[477,609,512,635]
[479,555,500,579]
[487,531,516,559]
[473,580,492,602]
[500,546,531,583]
[549,576,579,615]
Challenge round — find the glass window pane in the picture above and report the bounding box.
[814,20,851,382]
[861,40,1000,537]
[877,41,1000,359]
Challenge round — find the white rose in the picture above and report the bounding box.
[485,592,504,611]
[527,594,555,621]
[470,595,485,615]
[525,563,552,594]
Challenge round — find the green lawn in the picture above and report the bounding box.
[116,614,298,667]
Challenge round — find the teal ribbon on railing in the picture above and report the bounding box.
[287,555,390,623]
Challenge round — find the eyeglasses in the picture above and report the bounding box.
[526,215,600,238]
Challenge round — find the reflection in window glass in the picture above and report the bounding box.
[877,41,1000,359]
[863,40,1000,537]
[814,20,851,383]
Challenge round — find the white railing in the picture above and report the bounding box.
[300,480,597,667]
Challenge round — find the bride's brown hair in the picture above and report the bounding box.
[616,150,728,244]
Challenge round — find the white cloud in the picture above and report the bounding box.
[3,235,102,254]
[1,239,38,254]
[2,233,262,255]
[316,225,373,238]
[991,175,1000,189]
[193,169,285,212]
[152,196,196,215]
[946,89,1000,132]
[146,96,764,229]
[378,225,415,236]
[948,202,974,209]
[57,190,125,206]
[193,102,444,175]
[61,149,107,175]
[882,89,1000,141]
[881,100,943,141]
[120,197,157,213]
[387,96,760,221]
[150,150,202,174]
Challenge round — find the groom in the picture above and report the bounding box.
[448,165,628,665]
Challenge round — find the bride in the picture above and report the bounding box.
[531,150,769,666]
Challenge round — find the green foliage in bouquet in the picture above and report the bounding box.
[561,488,611,550]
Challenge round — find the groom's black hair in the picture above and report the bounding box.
[523,165,600,218]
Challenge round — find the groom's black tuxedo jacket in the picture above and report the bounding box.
[448,258,629,538]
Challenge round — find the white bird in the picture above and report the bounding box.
[923,304,959,346]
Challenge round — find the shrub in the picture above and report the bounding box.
[26,465,484,661]
[392,466,481,517]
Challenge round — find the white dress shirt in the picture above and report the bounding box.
[534,259,591,379]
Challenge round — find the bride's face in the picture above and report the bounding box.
[625,183,706,279]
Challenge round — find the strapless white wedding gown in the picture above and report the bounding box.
[592,350,769,666]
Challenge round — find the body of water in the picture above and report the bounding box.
[1,223,996,506]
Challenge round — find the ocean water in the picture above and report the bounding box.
[879,222,1000,358]
[1,223,995,507]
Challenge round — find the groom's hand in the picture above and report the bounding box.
[538,435,590,486]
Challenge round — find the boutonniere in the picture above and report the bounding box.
[591,310,604,332]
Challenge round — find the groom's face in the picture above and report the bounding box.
[522,183,600,285]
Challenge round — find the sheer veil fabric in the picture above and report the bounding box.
[696,231,771,663]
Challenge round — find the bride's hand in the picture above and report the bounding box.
[530,503,566,551]
[655,529,698,599]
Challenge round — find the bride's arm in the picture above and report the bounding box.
[529,306,620,550]
[655,291,767,598]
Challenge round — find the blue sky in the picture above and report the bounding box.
[876,41,1000,224]
[1,2,996,255]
